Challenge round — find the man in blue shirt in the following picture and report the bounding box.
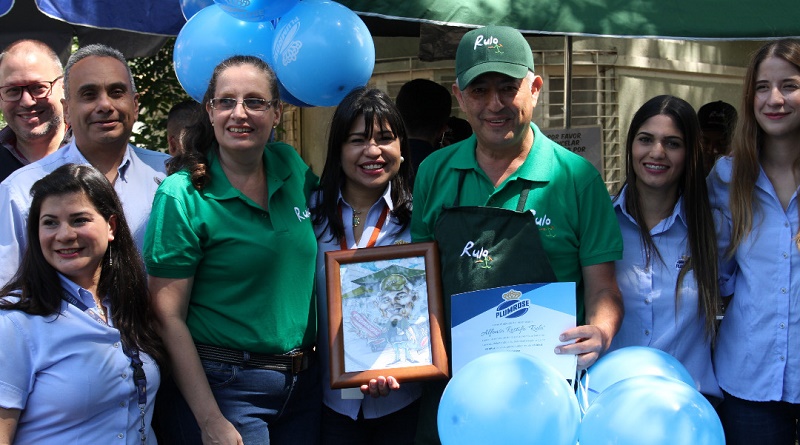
[0,43,169,284]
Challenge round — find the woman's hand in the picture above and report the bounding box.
[360,375,400,398]
[201,413,243,445]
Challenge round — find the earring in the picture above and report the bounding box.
[400,156,405,163]
[107,244,113,267]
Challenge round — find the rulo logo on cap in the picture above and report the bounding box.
[473,35,503,53]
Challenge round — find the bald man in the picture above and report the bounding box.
[0,40,69,182]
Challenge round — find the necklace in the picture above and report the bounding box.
[352,209,363,227]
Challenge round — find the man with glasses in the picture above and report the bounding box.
[0,40,69,182]
[0,43,169,284]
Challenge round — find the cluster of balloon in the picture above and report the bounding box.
[437,352,580,445]
[576,345,696,409]
[579,375,724,445]
[175,0,375,107]
[577,346,724,445]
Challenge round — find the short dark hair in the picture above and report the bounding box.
[63,44,135,99]
[395,79,451,137]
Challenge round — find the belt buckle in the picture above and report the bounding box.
[290,350,304,374]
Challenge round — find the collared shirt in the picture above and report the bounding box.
[0,140,169,284]
[0,274,160,444]
[313,185,422,420]
[708,156,800,402]
[0,125,72,183]
[607,186,721,398]
[411,122,622,321]
[145,142,318,354]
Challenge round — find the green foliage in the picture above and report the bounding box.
[129,38,192,152]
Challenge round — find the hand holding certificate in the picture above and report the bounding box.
[450,282,577,382]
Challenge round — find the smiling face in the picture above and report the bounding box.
[341,116,402,198]
[38,191,116,290]
[206,63,281,155]
[453,72,542,154]
[63,56,139,154]
[0,48,64,145]
[753,56,800,141]
[632,114,686,196]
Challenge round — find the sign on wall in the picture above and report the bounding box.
[541,126,603,174]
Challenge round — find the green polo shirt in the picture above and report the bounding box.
[411,122,622,320]
[144,142,319,354]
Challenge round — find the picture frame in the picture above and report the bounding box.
[325,241,449,389]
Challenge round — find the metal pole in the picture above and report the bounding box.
[564,35,573,129]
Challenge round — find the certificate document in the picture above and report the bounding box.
[450,282,577,381]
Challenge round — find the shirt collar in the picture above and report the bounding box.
[57,273,97,309]
[614,184,687,231]
[447,122,555,184]
[68,140,135,183]
[337,182,395,213]
[203,143,293,202]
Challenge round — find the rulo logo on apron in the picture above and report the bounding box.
[460,240,492,269]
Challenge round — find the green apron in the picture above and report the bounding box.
[415,171,557,445]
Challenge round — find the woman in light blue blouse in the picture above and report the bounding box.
[0,164,165,444]
[311,87,419,445]
[607,95,721,401]
[708,38,800,445]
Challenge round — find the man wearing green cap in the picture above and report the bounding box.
[409,25,624,444]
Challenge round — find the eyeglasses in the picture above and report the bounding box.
[0,76,63,102]
[209,97,278,112]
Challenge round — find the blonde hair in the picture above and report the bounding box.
[728,38,800,255]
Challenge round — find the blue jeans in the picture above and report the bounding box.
[154,357,322,445]
[719,391,800,445]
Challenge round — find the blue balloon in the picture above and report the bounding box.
[278,79,313,108]
[577,346,696,412]
[173,4,276,102]
[271,1,375,107]
[213,0,299,22]
[579,375,724,445]
[180,0,214,20]
[438,352,580,445]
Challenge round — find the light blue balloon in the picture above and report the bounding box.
[577,346,696,412]
[278,80,313,108]
[437,352,580,445]
[173,4,276,102]
[180,0,214,20]
[271,0,375,107]
[579,375,724,445]
[213,0,299,22]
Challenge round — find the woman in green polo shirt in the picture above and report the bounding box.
[144,55,320,444]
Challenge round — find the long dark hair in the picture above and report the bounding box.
[167,55,280,190]
[617,95,720,340]
[0,164,167,366]
[312,87,413,243]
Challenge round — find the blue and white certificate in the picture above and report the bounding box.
[450,282,577,380]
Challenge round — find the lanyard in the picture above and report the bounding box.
[338,203,390,250]
[61,291,148,444]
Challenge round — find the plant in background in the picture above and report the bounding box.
[129,37,192,152]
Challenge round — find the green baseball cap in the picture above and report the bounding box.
[455,25,534,90]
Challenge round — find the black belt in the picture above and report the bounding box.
[195,343,315,374]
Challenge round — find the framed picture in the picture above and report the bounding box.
[325,241,449,389]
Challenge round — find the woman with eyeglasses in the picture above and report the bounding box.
[144,55,320,445]
[312,87,419,444]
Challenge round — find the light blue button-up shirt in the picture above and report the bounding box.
[313,185,422,420]
[0,140,169,284]
[708,156,800,402]
[0,274,160,444]
[607,186,721,398]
